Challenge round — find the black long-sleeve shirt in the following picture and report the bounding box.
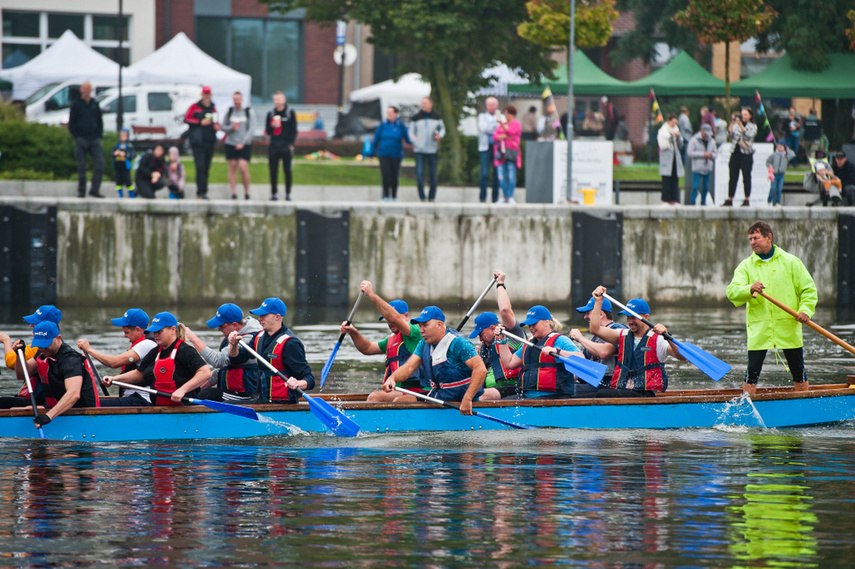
[265,106,298,148]
[68,97,103,139]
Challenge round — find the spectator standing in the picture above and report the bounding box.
[677,106,693,164]
[477,97,501,203]
[223,91,254,200]
[687,124,717,205]
[183,86,219,200]
[658,114,684,205]
[802,109,822,160]
[765,140,796,206]
[135,144,166,199]
[112,127,135,198]
[832,151,855,206]
[521,106,538,141]
[723,108,757,207]
[783,106,801,166]
[265,91,298,201]
[410,97,446,202]
[68,81,105,198]
[493,105,522,205]
[700,106,716,132]
[371,106,412,201]
[601,96,617,140]
[166,146,186,199]
[713,110,728,146]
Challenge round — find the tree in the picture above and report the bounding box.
[610,0,699,67]
[518,0,619,50]
[674,0,777,117]
[263,0,555,184]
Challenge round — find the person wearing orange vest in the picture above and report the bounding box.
[588,286,685,398]
[232,297,314,403]
[2,304,63,371]
[14,321,99,428]
[339,281,423,403]
[104,312,211,406]
[78,308,156,406]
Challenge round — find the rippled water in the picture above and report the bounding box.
[2,307,855,566]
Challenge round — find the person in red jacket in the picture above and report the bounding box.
[183,86,220,199]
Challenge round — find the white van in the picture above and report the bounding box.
[97,83,200,139]
[25,80,112,122]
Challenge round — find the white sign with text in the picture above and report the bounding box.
[551,140,614,204]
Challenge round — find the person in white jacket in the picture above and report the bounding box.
[477,97,500,203]
[410,97,446,202]
[687,124,717,205]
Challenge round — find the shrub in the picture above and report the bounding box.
[0,121,76,178]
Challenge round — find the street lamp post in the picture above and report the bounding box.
[566,0,575,202]
[117,0,124,131]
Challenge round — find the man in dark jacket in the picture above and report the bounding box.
[265,91,298,201]
[833,151,855,206]
[68,81,105,198]
[135,144,167,199]
[183,86,219,199]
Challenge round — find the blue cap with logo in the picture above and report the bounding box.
[206,303,243,328]
[145,312,179,333]
[411,306,445,324]
[575,297,613,313]
[111,308,150,329]
[619,298,651,317]
[521,305,553,326]
[31,320,60,348]
[468,312,499,339]
[379,299,409,321]
[23,305,63,325]
[249,297,287,316]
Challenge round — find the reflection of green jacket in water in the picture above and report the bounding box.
[726,245,817,351]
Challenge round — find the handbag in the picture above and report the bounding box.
[504,148,519,162]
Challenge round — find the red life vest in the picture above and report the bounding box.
[611,329,667,392]
[384,331,408,381]
[254,332,293,401]
[35,351,100,407]
[153,340,183,406]
[519,333,564,392]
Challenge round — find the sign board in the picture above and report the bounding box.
[336,20,347,46]
[713,143,773,206]
[333,44,357,66]
[551,140,614,204]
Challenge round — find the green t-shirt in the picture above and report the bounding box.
[483,338,524,387]
[377,323,422,356]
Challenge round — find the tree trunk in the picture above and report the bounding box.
[724,41,731,120]
[430,60,463,185]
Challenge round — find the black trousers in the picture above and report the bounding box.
[661,155,680,202]
[379,156,402,199]
[135,175,165,199]
[74,137,105,195]
[728,151,753,199]
[745,347,807,385]
[191,142,215,197]
[269,145,293,197]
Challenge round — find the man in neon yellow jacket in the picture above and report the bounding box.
[726,221,817,396]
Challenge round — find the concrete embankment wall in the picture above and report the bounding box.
[1,197,851,309]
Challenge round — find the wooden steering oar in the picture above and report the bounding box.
[17,347,45,439]
[755,290,855,357]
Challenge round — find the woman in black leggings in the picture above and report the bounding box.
[371,106,412,201]
[724,107,757,206]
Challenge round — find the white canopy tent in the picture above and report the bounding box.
[348,73,431,121]
[0,30,131,101]
[126,32,251,114]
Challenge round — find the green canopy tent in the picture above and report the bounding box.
[626,51,726,96]
[508,51,642,97]
[0,78,11,90]
[730,53,855,98]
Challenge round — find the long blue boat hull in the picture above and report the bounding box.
[1,384,854,441]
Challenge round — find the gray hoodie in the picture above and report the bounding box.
[687,131,717,174]
[223,106,256,147]
[410,110,446,154]
[201,316,263,383]
[766,148,796,175]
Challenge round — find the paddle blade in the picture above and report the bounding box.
[188,398,260,421]
[671,339,731,381]
[302,394,360,437]
[37,427,45,439]
[320,342,342,389]
[558,354,607,387]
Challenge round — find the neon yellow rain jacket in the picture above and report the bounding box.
[726,245,817,350]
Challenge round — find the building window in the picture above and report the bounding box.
[196,16,302,103]
[3,11,39,38]
[48,14,84,39]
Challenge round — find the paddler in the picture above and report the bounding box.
[186,303,261,403]
[77,308,155,406]
[1,304,63,370]
[478,270,527,400]
[338,281,424,402]
[231,297,314,403]
[567,296,627,397]
[588,287,685,397]
[495,305,581,398]
[725,220,817,396]
[12,320,100,428]
[382,306,486,414]
[103,312,211,405]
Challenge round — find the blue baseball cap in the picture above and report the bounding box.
[32,321,60,348]
[145,312,179,332]
[249,297,287,316]
[521,305,553,326]
[575,297,613,313]
[111,308,150,329]
[411,306,445,324]
[23,305,63,325]
[469,312,499,339]
[379,299,409,321]
[206,303,243,328]
[619,298,651,317]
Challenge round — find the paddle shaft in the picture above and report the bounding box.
[602,293,677,342]
[455,276,498,331]
[238,339,320,403]
[334,291,365,344]
[85,353,110,396]
[395,387,530,430]
[17,348,45,438]
[111,380,196,405]
[756,290,855,357]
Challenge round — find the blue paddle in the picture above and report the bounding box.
[240,340,360,437]
[500,329,607,388]
[395,387,532,430]
[111,380,260,421]
[17,348,45,439]
[603,293,731,381]
[320,291,364,389]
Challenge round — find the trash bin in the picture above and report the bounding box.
[580,188,597,205]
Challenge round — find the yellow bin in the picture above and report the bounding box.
[580,188,597,205]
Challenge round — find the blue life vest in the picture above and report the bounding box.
[217,337,260,396]
[421,329,471,389]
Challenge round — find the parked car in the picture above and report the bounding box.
[97,83,200,139]
[25,80,112,122]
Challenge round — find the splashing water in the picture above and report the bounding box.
[716,393,768,429]
[257,414,306,435]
